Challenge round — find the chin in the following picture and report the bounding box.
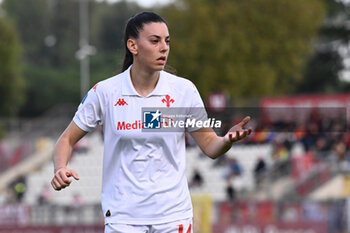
[153,65,166,71]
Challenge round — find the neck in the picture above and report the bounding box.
[130,64,160,97]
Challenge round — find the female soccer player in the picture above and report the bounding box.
[51,12,252,233]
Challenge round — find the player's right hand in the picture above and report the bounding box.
[51,167,80,191]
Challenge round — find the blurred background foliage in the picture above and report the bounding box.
[0,16,24,116]
[164,0,327,98]
[0,0,350,117]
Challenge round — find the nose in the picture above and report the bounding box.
[160,40,169,53]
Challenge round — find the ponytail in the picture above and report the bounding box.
[121,49,133,72]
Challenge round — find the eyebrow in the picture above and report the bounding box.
[148,35,170,39]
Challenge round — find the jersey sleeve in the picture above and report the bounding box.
[73,83,105,132]
[186,82,208,132]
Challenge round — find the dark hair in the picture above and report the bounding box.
[121,12,167,72]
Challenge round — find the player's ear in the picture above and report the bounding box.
[127,38,138,55]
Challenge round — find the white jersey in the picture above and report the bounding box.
[73,66,207,225]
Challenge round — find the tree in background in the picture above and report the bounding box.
[2,0,145,116]
[91,1,142,53]
[3,0,81,116]
[3,0,50,65]
[163,0,326,99]
[4,0,80,67]
[1,0,342,116]
[0,17,24,116]
[90,1,143,81]
[297,0,350,93]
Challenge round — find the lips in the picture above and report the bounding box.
[156,56,167,66]
[157,56,166,61]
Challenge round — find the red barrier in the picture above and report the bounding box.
[260,93,350,124]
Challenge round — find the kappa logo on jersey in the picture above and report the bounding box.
[162,95,174,107]
[143,110,161,129]
[114,98,128,106]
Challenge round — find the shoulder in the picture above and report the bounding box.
[161,71,197,92]
[92,72,124,94]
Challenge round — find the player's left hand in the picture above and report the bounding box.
[225,116,252,143]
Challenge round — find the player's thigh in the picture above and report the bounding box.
[151,218,193,233]
[105,223,149,233]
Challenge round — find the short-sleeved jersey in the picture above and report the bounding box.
[73,66,207,225]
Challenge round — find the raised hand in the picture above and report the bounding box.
[225,116,252,143]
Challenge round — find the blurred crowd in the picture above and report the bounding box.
[192,106,350,203]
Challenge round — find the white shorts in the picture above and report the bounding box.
[105,218,193,233]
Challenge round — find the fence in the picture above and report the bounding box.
[0,199,348,233]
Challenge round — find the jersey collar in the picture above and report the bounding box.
[122,66,171,97]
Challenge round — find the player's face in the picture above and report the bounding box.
[134,22,170,72]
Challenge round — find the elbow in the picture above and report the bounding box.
[203,151,221,160]
[208,155,219,160]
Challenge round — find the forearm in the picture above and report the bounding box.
[53,121,87,173]
[53,135,74,172]
[200,134,232,159]
[190,129,233,159]
[51,121,86,190]
[190,118,252,159]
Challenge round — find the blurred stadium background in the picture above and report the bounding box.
[1,0,350,232]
